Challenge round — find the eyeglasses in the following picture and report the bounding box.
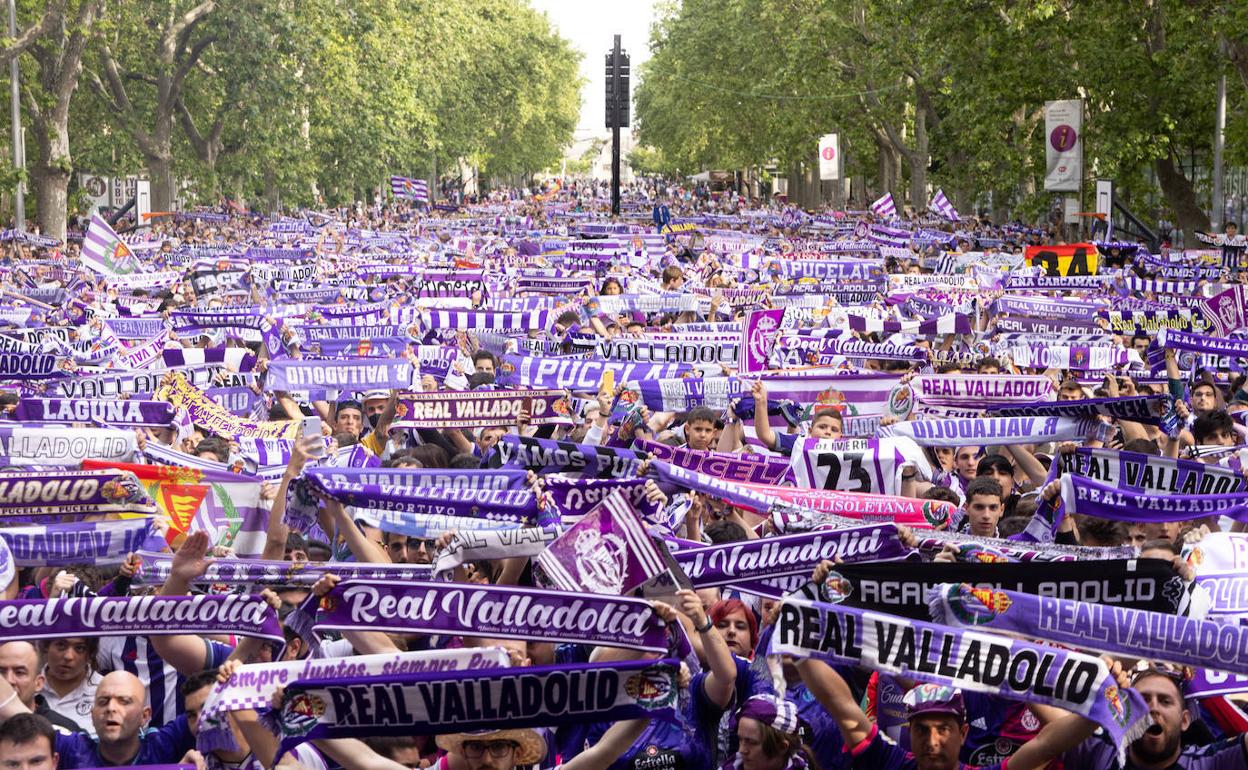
[461,740,518,758]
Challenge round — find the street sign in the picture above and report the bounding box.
[818,134,840,180]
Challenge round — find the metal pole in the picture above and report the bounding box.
[1212,54,1227,230]
[611,34,621,217]
[8,0,23,233]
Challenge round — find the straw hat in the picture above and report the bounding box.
[436,728,546,765]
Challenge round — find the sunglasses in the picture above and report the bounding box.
[1129,660,1187,689]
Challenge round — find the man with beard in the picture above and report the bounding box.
[1060,664,1248,769]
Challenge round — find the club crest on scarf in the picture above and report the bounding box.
[819,571,853,603]
[624,665,678,710]
[887,383,914,420]
[1103,684,1130,726]
[956,544,1010,564]
[574,528,628,593]
[945,584,1012,625]
[922,501,951,529]
[100,473,145,504]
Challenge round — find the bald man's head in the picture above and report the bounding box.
[92,671,149,748]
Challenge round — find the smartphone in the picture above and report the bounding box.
[301,416,326,458]
[600,369,615,397]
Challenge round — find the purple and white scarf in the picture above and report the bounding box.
[198,647,511,753]
[676,525,910,588]
[1060,473,1248,523]
[928,582,1248,677]
[497,354,694,391]
[908,375,1055,407]
[274,660,678,759]
[770,594,1149,763]
[0,468,154,519]
[878,416,1091,448]
[266,358,413,390]
[392,389,572,429]
[131,551,433,586]
[9,398,175,428]
[0,594,283,642]
[431,527,560,576]
[497,435,646,479]
[0,518,156,566]
[305,578,670,651]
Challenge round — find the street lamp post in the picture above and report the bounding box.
[7,0,23,233]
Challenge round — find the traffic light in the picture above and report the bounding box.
[605,47,630,128]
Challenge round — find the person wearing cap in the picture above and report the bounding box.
[721,694,816,770]
[796,657,1103,770]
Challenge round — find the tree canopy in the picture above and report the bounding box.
[0,0,583,235]
[634,0,1248,235]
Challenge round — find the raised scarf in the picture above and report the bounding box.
[131,551,433,587]
[10,398,175,428]
[431,527,559,576]
[0,518,156,567]
[300,578,670,652]
[0,594,283,642]
[497,354,694,391]
[1060,474,1248,524]
[0,426,137,465]
[198,647,511,753]
[769,595,1149,763]
[158,373,301,440]
[392,389,572,429]
[675,525,912,588]
[820,558,1188,619]
[305,466,529,491]
[634,440,792,485]
[273,660,679,761]
[928,582,1247,677]
[879,416,1091,447]
[266,358,413,390]
[908,374,1055,407]
[0,469,154,517]
[497,435,646,479]
[305,476,541,525]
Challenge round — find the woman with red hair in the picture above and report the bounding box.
[710,598,760,659]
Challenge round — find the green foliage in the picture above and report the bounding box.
[0,0,583,214]
[636,0,1248,228]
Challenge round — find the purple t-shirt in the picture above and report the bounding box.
[54,714,192,769]
[849,725,1005,770]
[1061,734,1248,769]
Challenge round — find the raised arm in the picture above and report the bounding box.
[562,718,648,770]
[151,531,228,675]
[795,657,873,748]
[675,589,736,709]
[1008,712,1097,770]
[751,380,779,452]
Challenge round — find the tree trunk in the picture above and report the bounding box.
[263,167,279,212]
[1155,152,1210,244]
[908,85,930,213]
[32,163,69,241]
[30,114,70,240]
[146,153,174,212]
